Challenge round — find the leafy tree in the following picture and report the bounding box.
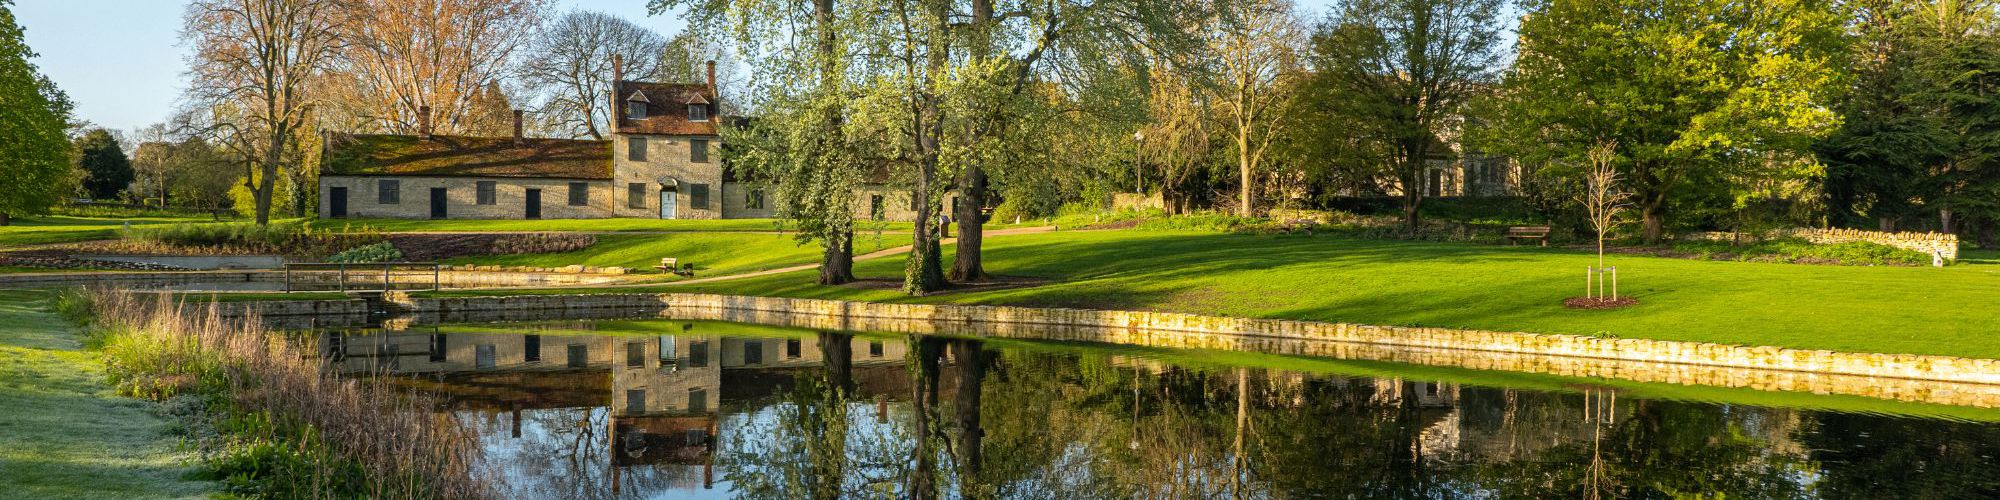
[1213,0,1305,217]
[1307,0,1505,229]
[1903,0,2000,239]
[324,0,544,135]
[1488,0,1847,243]
[0,0,75,225]
[75,128,133,200]
[1815,1,1948,231]
[183,0,344,226]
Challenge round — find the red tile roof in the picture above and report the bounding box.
[615,81,721,136]
[320,133,613,180]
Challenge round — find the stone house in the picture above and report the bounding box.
[317,61,945,222]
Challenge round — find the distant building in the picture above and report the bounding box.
[317,61,942,221]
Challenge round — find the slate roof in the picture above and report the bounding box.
[320,133,613,180]
[615,81,721,136]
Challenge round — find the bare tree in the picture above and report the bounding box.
[1213,0,1304,217]
[517,10,667,140]
[1580,142,1629,298]
[326,0,544,135]
[183,0,345,225]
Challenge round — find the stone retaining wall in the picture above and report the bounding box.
[401,293,2000,388]
[0,269,623,289]
[1685,228,1959,262]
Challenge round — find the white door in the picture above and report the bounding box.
[659,189,677,219]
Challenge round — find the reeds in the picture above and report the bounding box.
[113,220,385,257]
[86,289,489,499]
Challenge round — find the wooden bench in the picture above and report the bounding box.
[1507,226,1551,246]
[655,258,695,277]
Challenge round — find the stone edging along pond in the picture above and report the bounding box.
[211,291,2000,388]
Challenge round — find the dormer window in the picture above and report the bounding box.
[626,101,647,120]
[688,104,708,122]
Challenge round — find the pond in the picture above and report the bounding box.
[319,319,2000,499]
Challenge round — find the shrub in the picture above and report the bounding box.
[115,220,384,257]
[324,242,404,263]
[489,233,595,255]
[1670,238,1928,266]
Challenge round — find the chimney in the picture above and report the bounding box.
[512,110,524,145]
[611,54,624,131]
[418,105,432,139]
[706,60,718,123]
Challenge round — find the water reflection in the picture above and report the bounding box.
[322,321,2000,499]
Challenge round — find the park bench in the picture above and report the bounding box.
[656,257,695,277]
[1507,226,1551,247]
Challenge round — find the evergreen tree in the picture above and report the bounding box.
[75,128,134,199]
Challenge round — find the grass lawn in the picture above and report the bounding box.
[0,290,209,498]
[445,230,914,278]
[0,215,223,247]
[496,229,2000,359]
[341,217,917,233]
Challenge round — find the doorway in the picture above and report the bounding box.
[659,187,677,219]
[525,188,542,219]
[328,187,348,218]
[429,187,447,219]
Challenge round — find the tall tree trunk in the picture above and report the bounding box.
[952,0,996,282]
[820,229,854,284]
[0,212,10,226]
[1642,198,1666,244]
[255,137,282,226]
[1238,136,1254,216]
[903,0,949,295]
[950,340,986,496]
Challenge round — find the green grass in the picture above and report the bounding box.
[0,290,210,498]
[527,229,2000,359]
[339,217,915,233]
[443,231,914,277]
[0,215,227,247]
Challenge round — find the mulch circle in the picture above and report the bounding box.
[1563,297,1639,310]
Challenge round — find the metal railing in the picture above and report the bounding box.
[283,262,441,292]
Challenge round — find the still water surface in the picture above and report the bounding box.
[320,319,2000,499]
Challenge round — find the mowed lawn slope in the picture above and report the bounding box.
[447,231,915,277]
[346,217,912,233]
[0,291,208,498]
[0,215,219,247]
[662,230,2000,359]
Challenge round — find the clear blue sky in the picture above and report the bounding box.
[15,0,1342,133]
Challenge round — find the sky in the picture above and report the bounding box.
[14,0,1342,134]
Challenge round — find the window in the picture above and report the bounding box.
[475,181,496,205]
[688,104,708,121]
[567,182,588,206]
[378,179,400,204]
[868,341,884,357]
[429,334,448,362]
[626,341,646,368]
[869,195,885,220]
[747,189,765,210]
[626,100,647,120]
[688,341,709,368]
[690,183,709,209]
[628,136,647,161]
[475,344,495,369]
[628,183,647,209]
[687,388,708,412]
[743,341,763,365]
[690,139,709,163]
[524,335,541,362]
[626,389,647,414]
[786,338,801,359]
[567,344,588,368]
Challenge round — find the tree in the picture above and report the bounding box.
[0,0,74,226]
[1308,0,1505,230]
[75,128,134,200]
[1579,142,1628,299]
[517,10,668,140]
[1903,0,2000,239]
[657,0,865,284]
[1213,0,1305,217]
[1491,0,1846,243]
[184,0,343,226]
[1815,1,1950,231]
[327,0,544,135]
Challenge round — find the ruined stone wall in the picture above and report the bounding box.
[1783,228,1958,261]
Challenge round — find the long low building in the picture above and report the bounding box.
[318,62,940,222]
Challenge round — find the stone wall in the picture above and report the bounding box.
[613,134,724,219]
[321,175,617,220]
[1682,227,1959,262]
[1784,227,1958,262]
[399,293,2000,389]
